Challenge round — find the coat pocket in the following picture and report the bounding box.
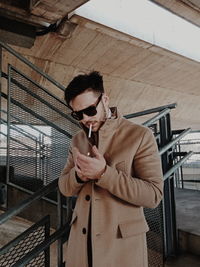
[70,210,77,226]
[118,218,149,238]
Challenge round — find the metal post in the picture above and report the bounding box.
[57,190,65,267]
[0,45,2,119]
[160,114,178,259]
[174,144,179,188]
[0,45,3,191]
[160,116,171,258]
[41,134,45,184]
[45,217,51,267]
[167,113,178,255]
[177,142,184,188]
[35,138,38,180]
[39,134,42,181]
[159,116,168,259]
[180,164,184,188]
[6,66,11,187]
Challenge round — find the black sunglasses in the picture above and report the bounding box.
[71,94,102,121]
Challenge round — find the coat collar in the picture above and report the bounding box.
[80,107,122,134]
[79,107,123,147]
[98,107,121,133]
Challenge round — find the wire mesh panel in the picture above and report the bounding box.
[7,65,80,190]
[0,215,50,267]
[144,202,164,267]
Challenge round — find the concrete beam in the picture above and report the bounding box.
[0,15,36,48]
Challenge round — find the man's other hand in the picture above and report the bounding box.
[75,146,106,180]
[72,147,89,182]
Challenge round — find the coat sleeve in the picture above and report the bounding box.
[96,128,163,208]
[58,146,84,197]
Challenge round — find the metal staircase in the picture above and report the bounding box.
[0,41,193,267]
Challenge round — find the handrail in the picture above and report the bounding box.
[124,103,177,119]
[143,108,170,127]
[1,70,66,107]
[3,68,79,127]
[159,128,191,156]
[0,41,65,91]
[1,92,73,138]
[172,129,186,135]
[1,109,51,137]
[0,179,58,225]
[9,71,78,127]
[0,131,37,151]
[0,216,50,255]
[163,151,193,180]
[1,117,38,142]
[13,223,70,267]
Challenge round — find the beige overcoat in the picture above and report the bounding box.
[59,109,163,267]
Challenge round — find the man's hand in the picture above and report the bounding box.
[72,147,89,182]
[74,146,106,180]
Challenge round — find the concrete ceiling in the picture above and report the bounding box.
[0,0,89,26]
[150,0,200,27]
[1,1,200,131]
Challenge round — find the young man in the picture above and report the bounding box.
[59,71,163,267]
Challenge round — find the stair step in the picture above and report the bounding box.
[178,230,200,256]
[165,252,200,267]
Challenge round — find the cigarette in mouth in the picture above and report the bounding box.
[88,124,92,138]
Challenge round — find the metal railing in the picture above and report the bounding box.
[0,179,71,266]
[126,104,193,260]
[174,131,200,190]
[0,41,194,266]
[0,42,80,192]
[0,40,78,266]
[124,103,177,119]
[0,41,66,91]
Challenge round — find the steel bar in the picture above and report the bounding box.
[11,66,66,106]
[183,180,200,183]
[9,66,79,126]
[6,181,58,205]
[1,109,51,137]
[173,152,188,157]
[0,130,37,151]
[0,216,50,255]
[0,41,65,91]
[0,45,2,116]
[1,92,72,138]
[0,179,58,225]
[13,224,70,267]
[159,128,191,156]
[172,129,186,135]
[143,108,170,127]
[124,103,176,119]
[8,66,79,127]
[57,190,64,266]
[163,151,193,180]
[1,117,38,141]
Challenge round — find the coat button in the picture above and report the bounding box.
[85,195,90,201]
[82,228,87,234]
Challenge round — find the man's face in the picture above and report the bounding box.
[70,90,109,132]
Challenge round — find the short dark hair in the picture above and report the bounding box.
[64,71,104,108]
